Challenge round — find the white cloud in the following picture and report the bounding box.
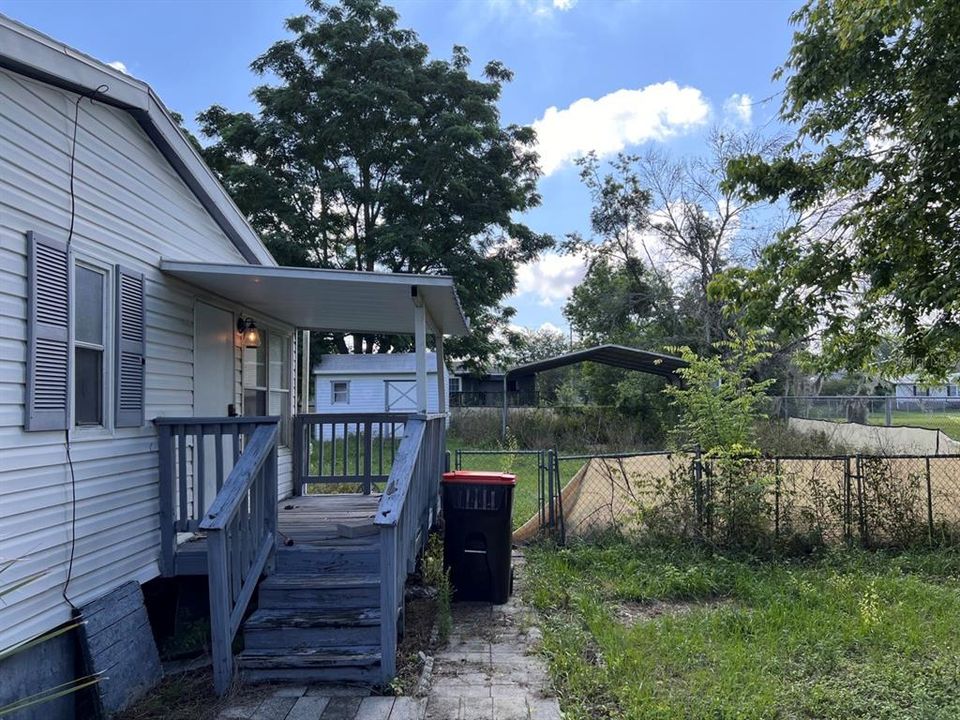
[532,82,711,176]
[107,60,128,74]
[508,320,566,334]
[537,320,566,334]
[514,252,586,307]
[723,93,752,125]
[487,0,577,17]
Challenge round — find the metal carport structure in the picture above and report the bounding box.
[500,344,688,437]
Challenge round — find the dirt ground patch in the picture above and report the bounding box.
[612,598,731,624]
[114,667,271,720]
[392,586,440,694]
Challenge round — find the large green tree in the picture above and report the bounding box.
[721,0,960,377]
[197,0,551,360]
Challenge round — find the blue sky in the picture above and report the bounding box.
[0,0,796,333]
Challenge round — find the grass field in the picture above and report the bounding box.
[875,411,960,440]
[525,540,960,720]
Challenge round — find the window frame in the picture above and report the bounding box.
[71,258,111,430]
[331,380,350,405]
[241,326,292,446]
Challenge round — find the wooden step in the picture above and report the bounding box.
[243,607,379,653]
[245,606,380,628]
[238,648,381,684]
[275,546,379,575]
[258,573,380,610]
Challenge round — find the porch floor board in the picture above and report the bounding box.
[174,493,381,575]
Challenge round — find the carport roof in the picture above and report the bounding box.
[506,344,687,381]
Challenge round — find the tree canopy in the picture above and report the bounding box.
[721,0,960,378]
[197,0,551,362]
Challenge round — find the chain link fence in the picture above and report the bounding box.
[773,395,960,430]
[537,451,960,550]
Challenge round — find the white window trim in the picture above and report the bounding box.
[331,380,350,405]
[71,257,112,434]
[241,324,294,446]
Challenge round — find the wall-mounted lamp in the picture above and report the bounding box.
[237,316,261,348]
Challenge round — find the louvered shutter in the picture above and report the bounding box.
[115,266,145,427]
[26,232,71,431]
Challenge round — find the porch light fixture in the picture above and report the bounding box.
[237,316,261,348]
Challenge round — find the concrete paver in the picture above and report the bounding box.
[217,551,559,720]
[424,551,561,720]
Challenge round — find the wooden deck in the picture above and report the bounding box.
[175,494,381,575]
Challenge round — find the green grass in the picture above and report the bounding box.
[304,430,591,529]
[525,540,960,719]
[872,411,960,440]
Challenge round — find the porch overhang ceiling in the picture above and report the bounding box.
[160,261,470,336]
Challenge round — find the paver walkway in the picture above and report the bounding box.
[217,552,560,720]
[218,686,424,720]
[424,552,561,720]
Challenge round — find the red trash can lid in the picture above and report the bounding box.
[442,470,517,486]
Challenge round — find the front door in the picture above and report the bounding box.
[194,301,235,513]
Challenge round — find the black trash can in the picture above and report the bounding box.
[441,470,516,604]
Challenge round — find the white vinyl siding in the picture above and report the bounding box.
[0,67,293,652]
[314,373,446,415]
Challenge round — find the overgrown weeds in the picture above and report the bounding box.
[421,533,451,642]
[525,539,960,720]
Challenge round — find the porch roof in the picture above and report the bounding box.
[160,260,470,336]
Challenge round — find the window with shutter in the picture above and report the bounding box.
[26,232,71,431]
[115,267,145,427]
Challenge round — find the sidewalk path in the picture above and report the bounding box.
[216,552,560,720]
[424,552,561,720]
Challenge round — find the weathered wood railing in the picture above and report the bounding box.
[199,422,279,696]
[292,412,409,495]
[375,414,446,681]
[154,416,279,577]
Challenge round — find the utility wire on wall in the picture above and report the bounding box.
[61,84,109,613]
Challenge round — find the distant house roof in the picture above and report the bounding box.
[890,375,960,385]
[451,363,507,378]
[0,14,274,265]
[313,353,442,376]
[506,344,687,381]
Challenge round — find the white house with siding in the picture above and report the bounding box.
[313,352,449,416]
[891,375,960,409]
[0,14,469,713]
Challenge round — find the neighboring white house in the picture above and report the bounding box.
[892,375,960,409]
[313,353,448,438]
[0,15,469,716]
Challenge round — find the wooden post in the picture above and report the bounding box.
[436,333,446,415]
[157,423,175,577]
[380,526,398,682]
[413,292,428,414]
[207,529,233,695]
[300,329,311,414]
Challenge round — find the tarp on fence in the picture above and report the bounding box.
[522,451,960,546]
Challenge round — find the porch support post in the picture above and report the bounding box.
[413,288,428,414]
[436,333,446,415]
[299,329,311,414]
